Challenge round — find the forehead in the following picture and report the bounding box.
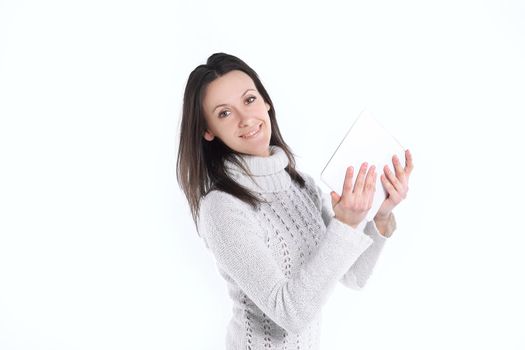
[204,70,256,105]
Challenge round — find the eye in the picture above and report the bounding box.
[218,110,231,118]
[245,96,256,104]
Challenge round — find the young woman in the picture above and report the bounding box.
[176,53,413,350]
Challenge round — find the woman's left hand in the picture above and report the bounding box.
[375,149,414,220]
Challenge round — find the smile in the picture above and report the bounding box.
[240,124,262,139]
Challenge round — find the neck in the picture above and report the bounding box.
[223,145,291,193]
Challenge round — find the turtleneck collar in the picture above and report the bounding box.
[224,145,292,193]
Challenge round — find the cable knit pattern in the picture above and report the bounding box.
[197,145,396,350]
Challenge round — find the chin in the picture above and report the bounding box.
[241,144,270,157]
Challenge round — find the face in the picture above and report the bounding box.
[202,70,272,157]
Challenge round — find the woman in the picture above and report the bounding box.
[176,52,413,350]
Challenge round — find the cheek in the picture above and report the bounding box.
[258,103,271,117]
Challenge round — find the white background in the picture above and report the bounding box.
[1,0,524,349]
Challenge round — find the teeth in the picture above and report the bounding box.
[242,125,260,138]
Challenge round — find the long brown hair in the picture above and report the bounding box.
[176,53,305,228]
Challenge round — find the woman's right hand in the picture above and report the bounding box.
[330,162,377,229]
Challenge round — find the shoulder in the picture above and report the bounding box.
[198,189,258,225]
[295,169,316,191]
[197,189,262,244]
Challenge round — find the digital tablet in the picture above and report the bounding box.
[320,109,406,225]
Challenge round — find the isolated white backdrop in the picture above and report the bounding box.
[1,0,524,349]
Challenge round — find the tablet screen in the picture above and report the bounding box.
[320,109,406,224]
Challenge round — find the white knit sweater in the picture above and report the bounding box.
[197,145,396,350]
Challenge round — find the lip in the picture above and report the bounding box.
[240,124,262,138]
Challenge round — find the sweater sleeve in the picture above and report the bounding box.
[306,173,396,290]
[197,190,374,333]
[340,208,396,289]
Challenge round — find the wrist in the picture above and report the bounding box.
[374,211,392,222]
[333,215,360,230]
[373,212,394,237]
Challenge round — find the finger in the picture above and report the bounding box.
[404,149,414,178]
[381,174,401,203]
[383,164,403,193]
[330,191,341,208]
[392,154,407,185]
[363,165,376,195]
[365,170,377,208]
[353,162,368,193]
[341,166,354,195]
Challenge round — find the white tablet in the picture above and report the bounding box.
[320,109,406,224]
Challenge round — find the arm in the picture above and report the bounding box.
[312,176,396,290]
[340,213,396,290]
[197,190,374,333]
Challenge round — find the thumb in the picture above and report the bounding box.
[330,191,340,207]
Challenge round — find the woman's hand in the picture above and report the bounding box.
[330,162,377,229]
[375,149,414,220]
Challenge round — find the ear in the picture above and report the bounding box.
[203,129,215,141]
[265,102,271,111]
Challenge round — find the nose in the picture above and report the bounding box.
[236,106,255,127]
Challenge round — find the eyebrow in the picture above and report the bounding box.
[212,89,257,113]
